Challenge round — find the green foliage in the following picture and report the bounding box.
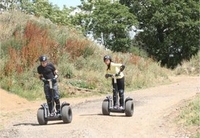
[73,1,138,52]
[0,11,28,41]
[0,11,171,100]
[58,56,75,79]
[2,0,199,69]
[174,51,200,75]
[121,0,200,68]
[1,37,23,54]
[176,95,200,137]
[193,133,200,138]
[125,58,169,90]
[31,0,72,26]
[178,95,200,125]
[67,79,96,90]
[0,70,43,100]
[1,0,72,26]
[64,38,95,59]
[128,45,148,58]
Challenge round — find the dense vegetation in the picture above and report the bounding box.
[119,0,200,68]
[0,11,172,100]
[176,95,200,138]
[0,0,199,68]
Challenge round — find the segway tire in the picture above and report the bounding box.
[37,108,48,125]
[102,99,110,115]
[61,105,72,123]
[125,100,134,117]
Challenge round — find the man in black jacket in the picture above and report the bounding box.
[37,55,61,115]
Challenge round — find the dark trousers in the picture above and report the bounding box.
[44,82,60,113]
[112,77,125,107]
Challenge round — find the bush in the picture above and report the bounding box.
[0,11,171,100]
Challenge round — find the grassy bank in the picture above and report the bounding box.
[176,95,200,138]
[0,11,172,100]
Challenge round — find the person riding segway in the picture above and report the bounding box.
[37,55,72,125]
[104,55,125,109]
[102,55,134,116]
[37,55,61,116]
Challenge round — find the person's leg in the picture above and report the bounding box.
[117,77,125,107]
[53,83,61,113]
[44,83,54,113]
[118,89,124,107]
[112,79,118,107]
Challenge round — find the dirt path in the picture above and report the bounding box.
[0,76,199,138]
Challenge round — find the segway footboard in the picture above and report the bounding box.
[109,108,125,113]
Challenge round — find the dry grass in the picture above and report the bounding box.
[0,11,172,99]
[173,52,200,75]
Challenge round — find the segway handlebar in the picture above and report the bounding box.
[41,78,51,82]
[41,78,54,89]
[106,72,121,78]
[41,78,57,83]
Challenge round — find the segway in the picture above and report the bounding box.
[102,73,134,117]
[37,79,72,125]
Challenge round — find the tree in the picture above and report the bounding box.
[120,0,200,68]
[0,0,19,10]
[20,0,72,26]
[18,0,34,13]
[73,1,138,52]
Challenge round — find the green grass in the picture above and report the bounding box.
[176,95,200,137]
[192,133,200,138]
[179,96,200,126]
[0,11,173,101]
[174,52,200,75]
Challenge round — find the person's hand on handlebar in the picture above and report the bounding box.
[52,77,57,83]
[115,72,121,77]
[105,74,113,78]
[41,77,46,83]
[51,74,58,83]
[105,74,109,78]
[105,73,121,78]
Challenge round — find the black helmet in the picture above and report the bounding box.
[39,55,47,62]
[103,55,112,62]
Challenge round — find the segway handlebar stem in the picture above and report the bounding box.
[41,78,53,89]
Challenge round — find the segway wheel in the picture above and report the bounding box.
[61,105,72,123]
[102,99,110,115]
[125,100,134,117]
[37,108,48,125]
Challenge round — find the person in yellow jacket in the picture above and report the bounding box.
[103,55,125,109]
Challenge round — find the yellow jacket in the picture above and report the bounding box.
[106,62,124,79]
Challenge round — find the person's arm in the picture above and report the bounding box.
[111,62,125,72]
[54,69,58,79]
[49,63,58,79]
[38,74,43,79]
[37,67,44,80]
[37,66,47,82]
[111,62,122,67]
[120,64,125,72]
[37,73,46,82]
